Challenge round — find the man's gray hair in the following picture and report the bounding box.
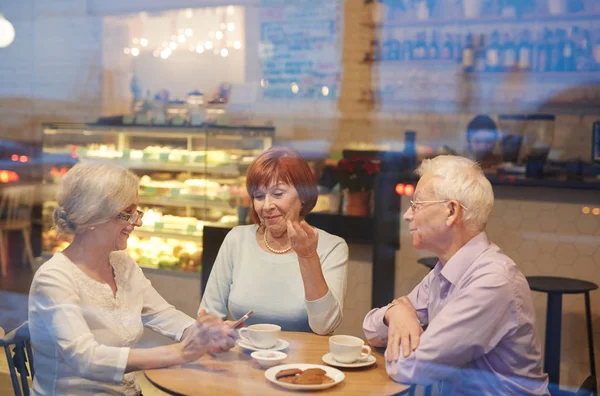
[415,155,494,232]
[53,162,139,234]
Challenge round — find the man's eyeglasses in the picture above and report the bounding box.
[410,200,468,212]
[116,209,144,225]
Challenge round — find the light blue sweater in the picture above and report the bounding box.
[199,225,348,335]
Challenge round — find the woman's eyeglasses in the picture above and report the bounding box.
[116,209,144,225]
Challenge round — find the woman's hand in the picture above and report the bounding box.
[179,310,234,362]
[287,219,318,258]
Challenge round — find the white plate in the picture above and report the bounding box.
[236,338,289,352]
[265,363,345,391]
[322,352,377,368]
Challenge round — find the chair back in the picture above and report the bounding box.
[0,186,35,227]
[0,322,34,396]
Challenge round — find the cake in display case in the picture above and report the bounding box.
[41,123,274,273]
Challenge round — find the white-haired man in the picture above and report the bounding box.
[363,155,549,395]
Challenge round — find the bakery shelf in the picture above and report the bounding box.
[80,158,241,176]
[138,196,234,210]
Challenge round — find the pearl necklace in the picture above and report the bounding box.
[263,230,292,254]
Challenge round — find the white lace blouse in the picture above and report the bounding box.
[28,251,195,396]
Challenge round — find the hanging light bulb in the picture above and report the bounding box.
[291,83,299,94]
[220,48,229,57]
[233,41,242,49]
[161,48,172,59]
[132,37,139,45]
[205,41,213,50]
[131,48,140,57]
[216,31,224,40]
[123,47,131,55]
[178,35,186,43]
[196,44,204,53]
[321,86,330,96]
[169,42,177,50]
[140,38,148,47]
[227,6,235,15]
[227,23,235,32]
[185,28,193,37]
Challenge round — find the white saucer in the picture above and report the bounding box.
[265,363,344,390]
[322,352,377,368]
[236,338,289,352]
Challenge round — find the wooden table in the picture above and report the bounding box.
[0,327,4,337]
[145,331,413,395]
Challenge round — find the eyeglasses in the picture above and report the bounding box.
[116,209,144,225]
[410,200,468,212]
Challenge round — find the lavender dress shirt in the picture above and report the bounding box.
[363,232,549,395]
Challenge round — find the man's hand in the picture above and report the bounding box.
[384,297,423,361]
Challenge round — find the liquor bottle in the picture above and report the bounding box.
[552,29,565,72]
[518,30,534,72]
[383,33,401,61]
[537,30,552,72]
[501,33,517,72]
[575,27,592,72]
[593,29,600,71]
[462,33,475,72]
[428,31,440,60]
[562,27,576,72]
[412,32,428,60]
[441,33,454,60]
[475,34,487,73]
[485,31,501,72]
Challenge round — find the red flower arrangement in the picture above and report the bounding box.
[336,155,380,192]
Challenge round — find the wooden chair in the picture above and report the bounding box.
[0,185,36,277]
[0,322,34,396]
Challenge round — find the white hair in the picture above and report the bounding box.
[415,155,494,232]
[53,162,139,234]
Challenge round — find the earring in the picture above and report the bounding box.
[90,226,96,230]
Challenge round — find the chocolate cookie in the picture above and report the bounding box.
[302,368,326,377]
[275,368,303,379]
[293,373,325,385]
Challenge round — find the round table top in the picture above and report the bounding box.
[145,331,412,396]
[527,276,599,294]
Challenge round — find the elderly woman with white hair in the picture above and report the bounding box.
[363,155,549,395]
[28,163,236,396]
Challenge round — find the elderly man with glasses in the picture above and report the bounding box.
[363,155,549,395]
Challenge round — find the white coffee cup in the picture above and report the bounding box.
[329,335,372,364]
[238,324,281,349]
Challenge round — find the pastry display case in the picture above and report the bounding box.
[40,123,275,273]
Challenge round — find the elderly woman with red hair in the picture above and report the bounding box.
[199,147,348,335]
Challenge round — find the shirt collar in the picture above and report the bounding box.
[437,232,491,285]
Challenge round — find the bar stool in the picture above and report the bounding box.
[527,276,598,391]
[417,257,437,271]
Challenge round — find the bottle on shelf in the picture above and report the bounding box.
[441,33,454,60]
[501,33,517,72]
[412,31,428,60]
[383,32,402,61]
[551,29,564,72]
[486,31,501,72]
[537,29,552,72]
[475,33,487,73]
[462,33,475,72]
[517,30,534,72]
[594,29,600,71]
[428,31,440,60]
[562,27,576,72]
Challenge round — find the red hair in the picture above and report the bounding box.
[246,147,318,224]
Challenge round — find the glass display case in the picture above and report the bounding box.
[41,123,275,273]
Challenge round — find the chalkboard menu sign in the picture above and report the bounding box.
[259,0,341,100]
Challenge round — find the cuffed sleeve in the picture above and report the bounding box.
[131,264,195,341]
[362,307,389,347]
[306,238,348,335]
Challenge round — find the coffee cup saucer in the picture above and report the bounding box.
[236,338,289,352]
[322,352,376,368]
